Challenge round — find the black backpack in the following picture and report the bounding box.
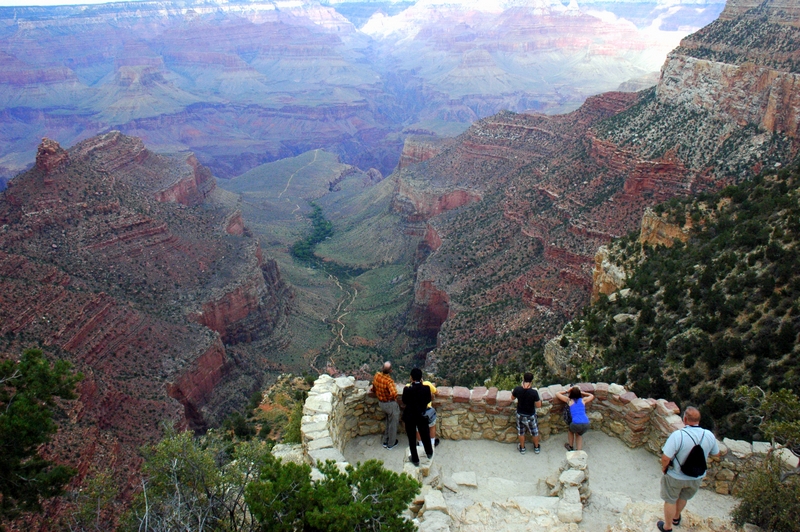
[675,430,707,477]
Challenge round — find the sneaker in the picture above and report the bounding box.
[386,440,399,450]
[412,461,420,467]
[426,453,433,460]
[534,446,541,454]
[434,438,440,447]
[518,444,526,454]
[382,441,388,448]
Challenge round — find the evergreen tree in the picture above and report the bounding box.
[0,348,81,523]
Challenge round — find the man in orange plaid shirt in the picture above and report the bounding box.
[372,361,399,449]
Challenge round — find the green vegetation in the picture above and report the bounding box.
[220,375,312,443]
[247,459,419,532]
[732,388,800,532]
[291,203,334,263]
[0,349,82,524]
[127,429,420,532]
[565,163,800,438]
[732,454,800,532]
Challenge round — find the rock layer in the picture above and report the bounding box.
[392,0,800,380]
[0,133,291,518]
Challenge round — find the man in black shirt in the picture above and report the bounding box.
[401,368,434,466]
[512,372,542,454]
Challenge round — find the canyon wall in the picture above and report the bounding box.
[0,133,292,514]
[390,0,800,382]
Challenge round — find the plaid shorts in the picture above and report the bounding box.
[516,412,539,436]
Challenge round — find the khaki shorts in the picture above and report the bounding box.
[660,473,701,503]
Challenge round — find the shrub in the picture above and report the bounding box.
[732,454,800,532]
[282,402,303,444]
[246,459,419,532]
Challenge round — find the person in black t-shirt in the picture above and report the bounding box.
[401,368,434,466]
[511,372,542,454]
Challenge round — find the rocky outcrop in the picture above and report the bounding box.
[225,210,245,236]
[392,180,482,223]
[0,133,293,518]
[638,208,691,247]
[154,155,215,206]
[35,138,69,174]
[657,54,800,139]
[193,255,290,344]
[591,246,629,303]
[166,337,229,429]
[409,280,450,342]
[718,0,800,25]
[397,136,453,170]
[390,0,800,381]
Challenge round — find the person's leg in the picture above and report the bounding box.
[575,433,583,450]
[674,498,687,523]
[663,501,677,530]
[659,475,679,531]
[418,420,433,458]
[567,430,575,448]
[386,401,399,446]
[379,402,391,445]
[406,419,420,464]
[518,434,526,449]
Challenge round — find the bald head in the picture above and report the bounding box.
[684,406,701,425]
[382,361,392,374]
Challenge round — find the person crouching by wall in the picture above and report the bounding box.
[556,386,595,451]
[416,377,439,449]
[402,368,433,466]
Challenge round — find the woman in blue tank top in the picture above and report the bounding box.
[555,386,595,451]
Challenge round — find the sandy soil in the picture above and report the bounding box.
[343,430,736,531]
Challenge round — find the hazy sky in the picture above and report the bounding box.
[0,0,138,5]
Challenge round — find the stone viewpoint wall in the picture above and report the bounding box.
[301,376,798,496]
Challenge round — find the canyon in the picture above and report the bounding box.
[0,0,723,183]
[0,132,292,518]
[1,0,799,524]
[380,0,800,383]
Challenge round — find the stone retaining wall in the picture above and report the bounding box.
[300,376,797,495]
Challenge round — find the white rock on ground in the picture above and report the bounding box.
[423,489,448,514]
[557,500,583,523]
[451,471,478,487]
[417,510,452,532]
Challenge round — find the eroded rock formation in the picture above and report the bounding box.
[393,0,800,381]
[0,133,292,517]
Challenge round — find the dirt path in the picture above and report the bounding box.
[324,274,359,367]
[278,149,319,200]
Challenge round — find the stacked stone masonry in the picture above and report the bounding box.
[300,376,797,496]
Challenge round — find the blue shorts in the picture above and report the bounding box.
[423,407,437,428]
[516,413,539,436]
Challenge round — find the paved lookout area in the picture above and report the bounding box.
[344,430,736,531]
